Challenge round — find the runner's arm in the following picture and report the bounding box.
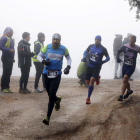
[37,45,47,62]
[65,47,72,66]
[102,48,110,64]
[117,46,125,61]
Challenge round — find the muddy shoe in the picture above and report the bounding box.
[114,76,119,79]
[118,95,123,102]
[24,89,31,94]
[6,89,13,93]
[86,97,91,104]
[78,80,82,86]
[43,117,50,125]
[124,90,133,99]
[55,96,61,111]
[19,89,26,94]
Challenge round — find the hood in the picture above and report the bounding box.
[115,34,122,38]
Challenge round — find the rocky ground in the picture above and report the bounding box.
[0,77,140,140]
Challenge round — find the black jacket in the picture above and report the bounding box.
[18,40,34,68]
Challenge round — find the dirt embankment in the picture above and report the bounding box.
[0,77,140,140]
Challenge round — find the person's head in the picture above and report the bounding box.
[3,27,13,37]
[38,32,45,42]
[52,33,61,48]
[127,33,132,38]
[129,35,136,47]
[22,32,30,42]
[115,34,123,39]
[95,35,101,44]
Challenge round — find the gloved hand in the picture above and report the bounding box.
[82,57,87,62]
[30,52,35,57]
[64,65,71,75]
[117,58,122,63]
[42,59,50,66]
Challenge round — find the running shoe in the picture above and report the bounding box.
[118,95,123,102]
[129,78,134,81]
[114,76,119,79]
[119,76,123,79]
[96,76,101,85]
[124,90,133,99]
[78,80,82,86]
[55,96,61,111]
[7,89,13,93]
[43,117,50,125]
[86,97,91,104]
[2,89,9,93]
[34,88,43,93]
[82,83,89,88]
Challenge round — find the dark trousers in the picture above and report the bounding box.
[20,66,30,89]
[1,56,13,90]
[78,72,86,84]
[44,74,61,118]
[34,62,45,89]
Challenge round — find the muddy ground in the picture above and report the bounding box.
[0,77,140,140]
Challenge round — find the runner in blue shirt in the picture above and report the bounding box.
[37,33,72,125]
[82,35,110,104]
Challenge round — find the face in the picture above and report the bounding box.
[40,36,45,42]
[52,38,60,47]
[129,37,136,47]
[95,39,100,44]
[25,35,30,42]
[7,31,13,37]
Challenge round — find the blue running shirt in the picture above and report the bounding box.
[41,44,69,74]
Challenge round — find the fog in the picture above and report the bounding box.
[0,0,140,79]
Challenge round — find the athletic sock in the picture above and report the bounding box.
[88,86,94,98]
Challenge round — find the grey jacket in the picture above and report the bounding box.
[122,37,129,47]
[113,35,123,56]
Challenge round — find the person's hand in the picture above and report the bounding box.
[42,59,50,66]
[117,58,122,63]
[82,57,87,62]
[10,49,15,53]
[13,59,15,63]
[64,65,71,75]
[31,52,35,57]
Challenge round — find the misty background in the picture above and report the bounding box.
[0,0,140,79]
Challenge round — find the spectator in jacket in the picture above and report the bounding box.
[0,27,15,93]
[18,32,35,94]
[32,33,46,93]
[113,34,123,79]
[122,33,132,46]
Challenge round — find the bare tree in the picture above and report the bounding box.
[125,0,140,21]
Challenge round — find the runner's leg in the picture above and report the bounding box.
[121,75,129,96]
[47,75,61,119]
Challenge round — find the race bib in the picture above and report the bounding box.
[124,58,133,66]
[47,70,58,78]
[90,53,98,62]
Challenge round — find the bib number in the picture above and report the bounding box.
[47,70,58,78]
[124,58,133,66]
[90,53,98,62]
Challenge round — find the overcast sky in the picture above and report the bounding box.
[0,0,139,78]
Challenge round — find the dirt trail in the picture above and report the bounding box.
[0,77,140,140]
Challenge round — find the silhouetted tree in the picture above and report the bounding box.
[126,0,140,20]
